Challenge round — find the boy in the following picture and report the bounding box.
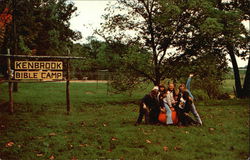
[135,87,160,125]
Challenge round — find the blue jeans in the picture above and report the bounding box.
[164,103,173,124]
[190,103,202,125]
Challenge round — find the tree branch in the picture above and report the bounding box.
[127,63,156,83]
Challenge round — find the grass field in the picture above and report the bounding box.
[0,82,249,160]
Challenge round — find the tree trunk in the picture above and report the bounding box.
[227,45,243,98]
[154,77,160,86]
[153,78,159,86]
[12,0,18,92]
[242,56,250,98]
[13,82,18,92]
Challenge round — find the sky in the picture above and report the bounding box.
[69,0,113,43]
[69,0,249,67]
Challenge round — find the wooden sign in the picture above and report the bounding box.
[15,71,63,80]
[14,61,63,80]
[15,61,63,70]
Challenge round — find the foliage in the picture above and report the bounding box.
[70,38,151,93]
[212,0,250,98]
[70,39,110,79]
[97,0,249,98]
[191,52,229,99]
[109,67,146,95]
[0,0,82,55]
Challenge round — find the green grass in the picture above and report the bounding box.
[0,82,149,106]
[222,79,235,94]
[0,82,249,160]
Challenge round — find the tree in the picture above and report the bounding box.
[97,0,231,86]
[191,52,229,99]
[243,55,250,97]
[0,0,82,92]
[0,7,12,45]
[0,0,81,56]
[70,38,110,79]
[214,0,250,98]
[98,0,249,99]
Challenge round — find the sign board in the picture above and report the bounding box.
[14,61,63,80]
[15,71,63,80]
[15,61,63,70]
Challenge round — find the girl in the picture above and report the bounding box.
[158,91,178,125]
[176,91,197,126]
[178,74,202,125]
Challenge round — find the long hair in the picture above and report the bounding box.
[179,83,187,92]
[159,84,166,93]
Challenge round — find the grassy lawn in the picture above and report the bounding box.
[0,82,249,160]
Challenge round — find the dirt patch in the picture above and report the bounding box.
[85,91,95,95]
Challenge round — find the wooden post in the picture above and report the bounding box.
[96,71,99,89]
[7,49,13,114]
[12,0,18,92]
[66,50,70,115]
[107,71,109,95]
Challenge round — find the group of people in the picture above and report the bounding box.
[135,74,203,126]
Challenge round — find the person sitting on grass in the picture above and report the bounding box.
[135,87,160,125]
[166,83,177,110]
[179,74,203,125]
[159,83,177,125]
[176,91,197,126]
[158,91,167,123]
[157,90,179,125]
[162,91,174,125]
[157,84,166,101]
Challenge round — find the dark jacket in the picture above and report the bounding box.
[177,91,192,113]
[141,94,160,124]
[141,94,159,111]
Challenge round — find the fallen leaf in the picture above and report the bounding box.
[146,140,152,144]
[49,132,56,136]
[209,128,215,131]
[79,144,88,147]
[174,146,182,151]
[111,137,118,141]
[163,146,168,151]
[49,155,55,160]
[36,153,43,157]
[5,142,14,147]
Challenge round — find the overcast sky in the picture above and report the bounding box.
[69,0,113,43]
[69,0,248,67]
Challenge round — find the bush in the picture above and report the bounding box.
[192,89,210,101]
[192,78,224,99]
[109,68,145,96]
[217,93,230,100]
